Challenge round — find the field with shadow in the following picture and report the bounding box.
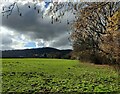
[2,58,119,93]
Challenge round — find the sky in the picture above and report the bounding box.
[1,1,75,50]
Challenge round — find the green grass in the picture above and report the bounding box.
[2,58,120,93]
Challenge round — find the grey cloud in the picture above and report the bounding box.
[1,3,74,49]
[2,33,13,45]
[2,45,13,50]
[50,33,71,49]
[2,3,68,40]
[2,37,12,45]
[1,34,13,50]
[2,3,39,32]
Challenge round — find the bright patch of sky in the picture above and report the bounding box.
[24,41,36,48]
[1,26,50,50]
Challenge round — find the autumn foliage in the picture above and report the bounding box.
[70,2,120,71]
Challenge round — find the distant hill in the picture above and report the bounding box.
[2,47,72,59]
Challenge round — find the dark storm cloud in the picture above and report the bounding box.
[2,3,67,39]
[2,2,74,49]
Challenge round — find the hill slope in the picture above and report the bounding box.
[2,47,72,59]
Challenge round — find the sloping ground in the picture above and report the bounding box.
[2,47,72,58]
[2,58,120,93]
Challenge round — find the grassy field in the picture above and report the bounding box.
[2,58,119,93]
